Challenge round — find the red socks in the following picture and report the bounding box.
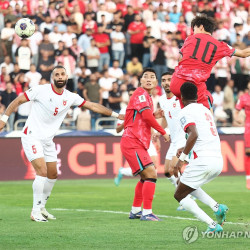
[142,179,156,210]
[132,180,144,207]
[245,156,250,176]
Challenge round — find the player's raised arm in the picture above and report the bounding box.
[83,100,124,120]
[234,47,250,58]
[0,94,29,131]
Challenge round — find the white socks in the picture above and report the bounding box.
[132,206,141,214]
[120,167,133,177]
[180,196,216,227]
[32,175,46,212]
[191,188,219,212]
[168,175,178,187]
[142,209,152,216]
[41,178,57,208]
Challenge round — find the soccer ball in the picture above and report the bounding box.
[15,18,35,38]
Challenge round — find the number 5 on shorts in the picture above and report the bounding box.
[32,145,37,154]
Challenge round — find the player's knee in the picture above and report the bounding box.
[164,172,171,178]
[145,178,157,183]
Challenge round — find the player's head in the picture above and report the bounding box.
[161,71,173,94]
[52,65,68,89]
[180,82,198,106]
[140,68,158,92]
[128,87,136,99]
[191,14,216,35]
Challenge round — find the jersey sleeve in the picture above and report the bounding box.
[117,107,126,126]
[24,85,42,101]
[180,36,191,55]
[179,110,196,133]
[220,42,236,57]
[134,93,152,113]
[235,97,245,111]
[72,93,86,107]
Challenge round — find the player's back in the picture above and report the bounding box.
[179,103,221,157]
[175,33,235,83]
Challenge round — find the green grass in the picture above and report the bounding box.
[0,176,249,250]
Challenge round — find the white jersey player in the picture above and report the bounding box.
[0,66,124,222]
[158,72,186,187]
[173,82,228,233]
[114,88,158,186]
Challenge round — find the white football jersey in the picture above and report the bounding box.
[159,95,185,143]
[178,103,222,157]
[23,84,85,140]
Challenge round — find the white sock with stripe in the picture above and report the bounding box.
[32,175,46,212]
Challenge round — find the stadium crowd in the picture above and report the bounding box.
[0,0,249,131]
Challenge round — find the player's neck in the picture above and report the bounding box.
[196,31,211,35]
[166,92,174,99]
[53,84,64,94]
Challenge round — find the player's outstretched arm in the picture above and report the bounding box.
[234,48,250,58]
[0,94,28,131]
[116,123,124,133]
[83,101,124,120]
[181,125,198,156]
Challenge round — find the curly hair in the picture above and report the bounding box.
[180,82,198,101]
[191,14,216,34]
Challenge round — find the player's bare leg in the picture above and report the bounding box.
[30,158,48,222]
[139,165,161,221]
[114,167,133,186]
[40,162,57,220]
[174,182,224,232]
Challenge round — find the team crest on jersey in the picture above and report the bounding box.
[63,100,67,106]
[138,95,146,103]
[180,117,186,125]
[173,103,176,108]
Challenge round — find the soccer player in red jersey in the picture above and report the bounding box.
[120,68,169,221]
[170,14,250,110]
[235,82,250,189]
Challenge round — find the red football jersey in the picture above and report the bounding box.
[174,33,235,83]
[236,93,250,134]
[123,87,153,149]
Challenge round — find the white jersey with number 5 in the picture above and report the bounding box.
[159,95,185,143]
[23,84,85,140]
[178,103,222,157]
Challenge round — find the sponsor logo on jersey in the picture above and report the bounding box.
[63,100,67,106]
[139,95,146,103]
[180,116,186,125]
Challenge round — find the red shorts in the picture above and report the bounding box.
[120,136,153,176]
[170,74,212,110]
[245,133,250,148]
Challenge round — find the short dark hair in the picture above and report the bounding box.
[191,14,216,34]
[128,87,136,92]
[141,68,157,79]
[180,82,198,100]
[161,70,174,78]
[52,65,66,74]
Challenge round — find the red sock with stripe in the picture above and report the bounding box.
[142,179,156,210]
[245,156,250,189]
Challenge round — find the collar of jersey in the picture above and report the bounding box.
[51,84,64,95]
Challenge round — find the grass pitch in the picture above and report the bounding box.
[0,176,249,250]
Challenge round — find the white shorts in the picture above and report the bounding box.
[148,141,157,157]
[180,156,223,189]
[165,140,186,160]
[21,134,57,162]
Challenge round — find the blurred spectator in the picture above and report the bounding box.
[32,5,46,26]
[126,56,143,76]
[185,5,197,27]
[212,85,224,111]
[201,2,215,18]
[97,3,113,24]
[53,15,67,34]
[76,106,91,131]
[176,15,188,40]
[1,20,15,59]
[99,69,113,108]
[37,50,55,81]
[110,24,126,67]
[47,1,59,22]
[38,33,54,62]
[127,14,146,62]
[62,25,77,48]
[9,63,20,83]
[214,57,230,90]
[82,12,97,34]
[169,5,181,24]
[223,79,235,124]
[55,41,65,59]
[108,81,122,113]
[157,3,167,22]
[243,31,250,47]
[147,11,162,39]
[123,5,135,31]
[161,14,177,35]
[0,81,17,131]
[40,15,53,33]
[142,27,154,68]
[108,60,124,81]
[0,56,14,75]
[70,37,83,62]
[165,39,179,72]
[4,5,17,26]
[71,4,84,34]
[15,39,32,73]
[78,28,92,52]
[93,25,110,72]
[86,39,100,73]
[25,64,42,88]
[83,74,102,130]
[214,21,230,43]
[14,72,28,95]
[236,3,248,24]
[56,48,76,92]
[49,26,63,50]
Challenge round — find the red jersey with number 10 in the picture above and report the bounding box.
[175,33,235,83]
[123,87,153,149]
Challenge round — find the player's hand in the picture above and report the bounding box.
[163,133,170,142]
[0,121,6,132]
[152,132,160,142]
[176,147,184,158]
[118,114,125,120]
[174,160,185,178]
[153,109,164,119]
